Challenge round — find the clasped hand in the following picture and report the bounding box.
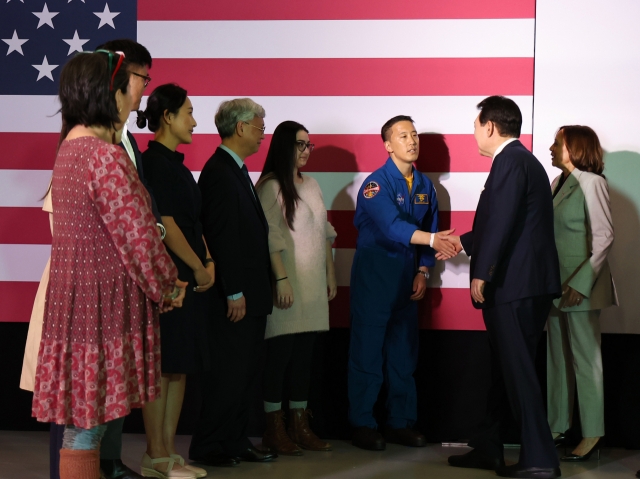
[432,229,462,260]
[558,286,584,309]
[160,279,188,313]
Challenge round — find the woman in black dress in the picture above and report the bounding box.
[140,83,213,479]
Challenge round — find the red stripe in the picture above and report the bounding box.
[329,210,476,249]
[139,0,534,20]
[1,134,531,173]
[150,58,533,97]
[329,287,484,330]
[5,208,475,246]
[0,282,39,323]
[0,208,50,245]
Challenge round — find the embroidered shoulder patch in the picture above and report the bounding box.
[414,193,430,205]
[363,181,380,199]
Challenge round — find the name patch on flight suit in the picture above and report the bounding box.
[363,181,380,199]
[414,193,430,205]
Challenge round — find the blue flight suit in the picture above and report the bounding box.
[348,157,439,430]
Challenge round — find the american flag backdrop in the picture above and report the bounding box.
[0,0,536,329]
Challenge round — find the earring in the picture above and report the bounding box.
[118,107,122,113]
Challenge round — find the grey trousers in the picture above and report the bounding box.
[547,306,604,437]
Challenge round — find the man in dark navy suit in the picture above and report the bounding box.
[189,98,276,467]
[444,96,562,479]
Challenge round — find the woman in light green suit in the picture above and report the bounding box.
[547,125,617,461]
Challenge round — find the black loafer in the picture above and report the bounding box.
[496,464,561,478]
[234,446,277,463]
[99,459,144,479]
[448,449,505,471]
[189,452,239,467]
[352,426,386,451]
[384,427,427,447]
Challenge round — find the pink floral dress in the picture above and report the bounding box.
[31,136,177,429]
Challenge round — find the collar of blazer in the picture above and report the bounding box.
[552,169,582,209]
[216,147,269,231]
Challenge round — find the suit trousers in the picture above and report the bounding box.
[547,306,604,437]
[469,295,559,469]
[189,299,267,459]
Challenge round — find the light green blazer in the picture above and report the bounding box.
[551,169,617,312]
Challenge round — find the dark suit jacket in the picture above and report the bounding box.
[460,140,561,309]
[120,130,163,223]
[198,147,273,317]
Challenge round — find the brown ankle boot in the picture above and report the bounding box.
[287,408,332,451]
[59,449,100,479]
[262,410,303,456]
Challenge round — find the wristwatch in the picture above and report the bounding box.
[416,270,429,279]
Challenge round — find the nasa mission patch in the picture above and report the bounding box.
[363,181,381,199]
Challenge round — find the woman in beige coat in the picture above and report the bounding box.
[256,121,337,456]
[547,125,617,461]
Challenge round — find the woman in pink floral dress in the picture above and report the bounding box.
[31,51,182,479]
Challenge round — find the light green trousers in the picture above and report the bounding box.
[547,306,604,437]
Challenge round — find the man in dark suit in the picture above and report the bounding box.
[443,96,562,479]
[189,98,276,466]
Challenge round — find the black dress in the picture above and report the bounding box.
[142,140,210,374]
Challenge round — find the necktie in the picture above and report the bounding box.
[241,164,257,200]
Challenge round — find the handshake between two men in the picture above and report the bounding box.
[411,229,487,305]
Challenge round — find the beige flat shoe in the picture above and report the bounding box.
[170,454,207,478]
[140,453,196,479]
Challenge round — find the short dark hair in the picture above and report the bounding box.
[142,83,188,132]
[96,38,152,68]
[58,51,129,131]
[257,121,309,230]
[477,96,522,138]
[381,115,414,142]
[560,125,604,175]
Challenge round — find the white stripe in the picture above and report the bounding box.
[0,243,471,287]
[1,95,534,135]
[138,19,535,59]
[0,170,49,207]
[0,244,50,282]
[2,170,485,211]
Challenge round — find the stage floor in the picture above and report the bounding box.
[1,431,639,478]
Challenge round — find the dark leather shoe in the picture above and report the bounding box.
[189,452,239,467]
[384,427,426,447]
[234,446,277,463]
[636,469,640,478]
[553,433,566,447]
[352,427,386,451]
[99,459,143,479]
[448,449,505,471]
[496,464,561,478]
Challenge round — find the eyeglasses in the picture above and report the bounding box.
[94,49,125,91]
[295,141,315,152]
[243,121,266,134]
[131,71,152,88]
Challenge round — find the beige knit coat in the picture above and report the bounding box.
[257,176,336,339]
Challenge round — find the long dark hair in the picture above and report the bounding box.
[257,121,308,230]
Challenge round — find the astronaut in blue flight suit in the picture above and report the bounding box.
[348,115,454,451]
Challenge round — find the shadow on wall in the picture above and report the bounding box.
[323,146,359,313]
[600,150,640,334]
